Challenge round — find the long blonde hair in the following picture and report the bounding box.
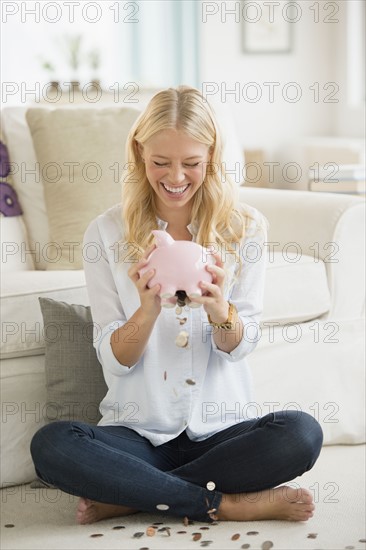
[120,85,254,277]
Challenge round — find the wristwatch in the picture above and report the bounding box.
[207,302,238,330]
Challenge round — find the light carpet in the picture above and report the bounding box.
[1,445,365,550]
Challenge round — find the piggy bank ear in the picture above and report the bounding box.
[152,230,175,247]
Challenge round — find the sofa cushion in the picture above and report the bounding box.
[0,354,47,486]
[251,318,366,446]
[262,252,331,325]
[38,297,107,425]
[0,271,88,359]
[25,107,141,270]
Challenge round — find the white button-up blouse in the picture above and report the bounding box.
[82,203,268,446]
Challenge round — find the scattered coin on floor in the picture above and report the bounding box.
[211,522,219,525]
[153,522,164,525]
[133,532,144,538]
[179,317,187,325]
[112,525,125,530]
[261,541,274,550]
[146,527,155,536]
[232,533,241,540]
[359,540,366,543]
[139,547,149,550]
[177,531,187,534]
[186,378,196,385]
[241,545,251,549]
[247,531,259,535]
[206,481,216,491]
[164,371,167,380]
[183,516,189,526]
[200,526,210,529]
[157,526,171,536]
[4,524,15,528]
[90,534,103,537]
[175,306,183,315]
[193,532,202,541]
[200,541,213,547]
[307,533,318,539]
[156,503,169,510]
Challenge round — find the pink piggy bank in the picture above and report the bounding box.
[138,230,216,308]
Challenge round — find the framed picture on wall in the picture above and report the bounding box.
[242,0,294,54]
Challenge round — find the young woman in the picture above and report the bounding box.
[31,86,323,525]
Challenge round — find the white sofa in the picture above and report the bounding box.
[1,103,365,550]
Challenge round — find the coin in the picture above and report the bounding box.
[175,306,183,315]
[261,542,274,550]
[241,545,251,549]
[186,378,196,385]
[307,533,318,539]
[232,533,241,540]
[90,534,103,537]
[156,503,169,510]
[133,532,144,538]
[175,330,189,347]
[200,526,210,529]
[206,481,216,491]
[177,531,187,534]
[112,525,125,530]
[193,533,202,541]
[164,371,167,380]
[4,524,15,528]
[146,527,155,536]
[247,531,259,535]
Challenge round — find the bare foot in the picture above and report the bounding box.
[216,486,315,522]
[76,497,139,524]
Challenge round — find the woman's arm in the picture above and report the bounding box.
[110,250,162,367]
[83,217,162,373]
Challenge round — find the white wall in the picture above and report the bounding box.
[199,1,339,171]
[334,0,365,138]
[1,1,364,189]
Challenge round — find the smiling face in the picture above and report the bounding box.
[138,128,211,220]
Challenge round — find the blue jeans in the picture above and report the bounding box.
[30,411,323,523]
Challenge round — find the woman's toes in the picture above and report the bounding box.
[298,489,313,504]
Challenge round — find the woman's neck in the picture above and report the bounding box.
[156,207,191,232]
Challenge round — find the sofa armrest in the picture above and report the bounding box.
[239,187,365,320]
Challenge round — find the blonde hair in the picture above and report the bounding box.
[120,85,254,278]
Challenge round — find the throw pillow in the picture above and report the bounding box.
[38,297,108,424]
[0,134,35,271]
[26,107,140,270]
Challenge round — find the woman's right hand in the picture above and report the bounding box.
[127,245,162,319]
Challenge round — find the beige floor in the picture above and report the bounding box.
[1,445,365,550]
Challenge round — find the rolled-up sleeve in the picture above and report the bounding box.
[83,219,138,376]
[211,210,268,362]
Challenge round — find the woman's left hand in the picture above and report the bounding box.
[188,253,229,323]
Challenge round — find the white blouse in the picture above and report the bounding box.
[82,203,268,446]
